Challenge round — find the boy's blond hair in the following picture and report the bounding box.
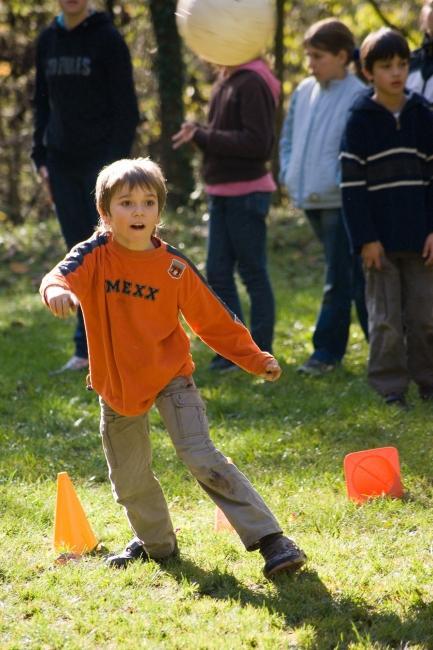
[303,18,355,63]
[95,158,167,223]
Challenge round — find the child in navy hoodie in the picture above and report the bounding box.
[341,28,433,406]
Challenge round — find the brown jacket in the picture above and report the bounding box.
[193,69,276,184]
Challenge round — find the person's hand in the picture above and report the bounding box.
[260,358,282,382]
[38,165,54,206]
[45,286,79,318]
[423,232,433,266]
[361,241,384,270]
[172,122,198,150]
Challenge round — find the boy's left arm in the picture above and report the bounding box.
[179,266,280,380]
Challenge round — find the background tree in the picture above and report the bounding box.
[0,0,422,225]
[149,0,194,207]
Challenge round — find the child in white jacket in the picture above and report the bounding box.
[280,18,368,375]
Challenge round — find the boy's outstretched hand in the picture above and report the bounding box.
[260,358,282,382]
[45,286,79,318]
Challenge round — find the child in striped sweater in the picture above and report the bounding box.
[341,28,433,407]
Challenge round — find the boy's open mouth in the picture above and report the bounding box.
[131,224,145,230]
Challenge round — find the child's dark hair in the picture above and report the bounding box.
[303,18,355,63]
[95,157,167,220]
[360,28,410,73]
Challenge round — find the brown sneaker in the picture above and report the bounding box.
[261,534,306,579]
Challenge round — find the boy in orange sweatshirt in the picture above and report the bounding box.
[39,158,306,578]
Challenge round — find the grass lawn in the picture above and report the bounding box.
[1,208,433,649]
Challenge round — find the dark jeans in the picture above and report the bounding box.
[206,193,275,353]
[47,159,104,358]
[305,208,368,365]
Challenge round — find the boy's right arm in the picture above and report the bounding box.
[39,237,98,309]
[340,117,379,256]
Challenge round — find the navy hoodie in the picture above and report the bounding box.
[340,90,433,254]
[31,12,139,169]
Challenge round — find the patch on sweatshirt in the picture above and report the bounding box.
[168,259,186,279]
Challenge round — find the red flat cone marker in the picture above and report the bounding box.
[54,472,97,554]
[215,457,235,533]
[344,446,404,504]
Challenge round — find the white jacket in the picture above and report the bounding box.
[279,74,365,209]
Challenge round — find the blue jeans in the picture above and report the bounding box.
[305,208,368,364]
[206,193,275,353]
[48,159,104,359]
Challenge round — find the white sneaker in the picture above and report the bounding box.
[51,355,89,374]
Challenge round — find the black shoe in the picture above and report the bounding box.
[105,538,150,568]
[209,355,238,372]
[384,393,407,408]
[260,534,306,579]
[105,538,179,569]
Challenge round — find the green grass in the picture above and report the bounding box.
[1,209,433,649]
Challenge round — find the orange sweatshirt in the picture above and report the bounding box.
[40,233,274,415]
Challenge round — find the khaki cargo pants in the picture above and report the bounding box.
[100,376,281,558]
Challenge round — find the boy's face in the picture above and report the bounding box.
[101,184,159,251]
[305,45,348,83]
[364,55,409,99]
[58,0,89,18]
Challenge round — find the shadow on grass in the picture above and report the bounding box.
[163,558,433,647]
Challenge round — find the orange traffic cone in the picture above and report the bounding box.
[54,472,97,554]
[344,446,404,504]
[215,457,235,533]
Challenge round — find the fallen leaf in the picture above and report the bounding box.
[9,261,29,274]
[54,552,82,565]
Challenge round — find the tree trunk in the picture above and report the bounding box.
[148,0,194,208]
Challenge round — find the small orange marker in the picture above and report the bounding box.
[54,472,98,554]
[215,457,235,533]
[344,446,404,503]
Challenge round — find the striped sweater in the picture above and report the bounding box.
[340,91,433,253]
[40,233,273,416]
